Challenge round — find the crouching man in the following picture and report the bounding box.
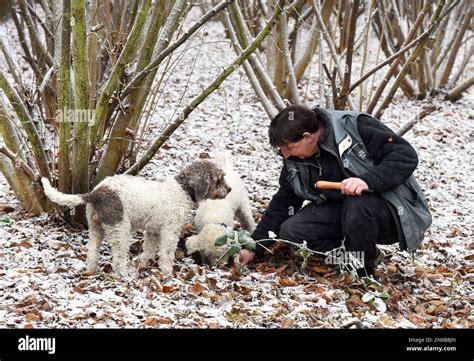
[238,105,432,276]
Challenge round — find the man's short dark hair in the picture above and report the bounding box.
[269,105,321,147]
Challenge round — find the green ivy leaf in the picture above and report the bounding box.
[371,297,387,313]
[244,239,256,250]
[0,216,12,227]
[228,245,241,257]
[214,234,229,246]
[235,263,244,275]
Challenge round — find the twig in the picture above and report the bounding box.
[0,70,51,180]
[449,43,474,87]
[89,0,151,147]
[350,27,436,93]
[281,7,301,104]
[17,0,54,67]
[438,7,471,87]
[311,0,344,82]
[358,0,376,110]
[335,0,359,110]
[375,0,459,118]
[0,146,36,181]
[445,76,474,101]
[0,40,22,86]
[396,105,438,136]
[322,63,338,106]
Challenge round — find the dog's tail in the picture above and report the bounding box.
[41,178,86,207]
[213,151,233,171]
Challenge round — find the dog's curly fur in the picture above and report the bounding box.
[41,160,231,278]
[185,153,255,264]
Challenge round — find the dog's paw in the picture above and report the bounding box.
[113,267,129,279]
[158,260,174,276]
[86,264,98,273]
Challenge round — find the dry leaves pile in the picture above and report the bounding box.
[0,205,471,329]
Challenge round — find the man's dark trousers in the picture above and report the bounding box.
[279,194,399,272]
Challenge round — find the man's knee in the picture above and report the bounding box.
[344,195,378,215]
[342,195,380,227]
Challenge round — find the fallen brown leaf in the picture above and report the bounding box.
[144,317,173,327]
[312,264,329,274]
[205,277,218,290]
[233,284,252,295]
[39,301,52,312]
[464,254,474,261]
[408,314,426,326]
[25,313,42,322]
[379,314,395,327]
[278,278,297,287]
[255,263,276,274]
[182,223,195,232]
[189,282,205,296]
[162,285,174,293]
[102,264,112,273]
[17,295,39,308]
[225,308,246,323]
[303,284,325,294]
[281,318,295,328]
[73,286,85,294]
[345,294,368,314]
[229,267,241,281]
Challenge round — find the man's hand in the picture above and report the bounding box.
[341,177,369,196]
[235,249,255,266]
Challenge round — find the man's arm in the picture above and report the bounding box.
[250,163,304,256]
[356,115,418,192]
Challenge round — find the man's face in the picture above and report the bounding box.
[278,128,323,159]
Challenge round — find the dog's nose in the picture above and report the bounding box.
[227,186,232,193]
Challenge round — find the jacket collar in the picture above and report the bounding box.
[315,108,336,150]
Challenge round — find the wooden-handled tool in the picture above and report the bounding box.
[315,181,344,190]
[315,180,374,193]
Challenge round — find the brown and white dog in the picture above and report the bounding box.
[42,160,231,278]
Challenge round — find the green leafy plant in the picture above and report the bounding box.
[0,216,12,227]
[213,229,256,268]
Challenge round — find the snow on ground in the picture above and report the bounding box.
[0,8,472,329]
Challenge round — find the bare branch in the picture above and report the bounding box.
[445,76,474,101]
[281,7,301,104]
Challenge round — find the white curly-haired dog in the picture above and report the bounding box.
[41,160,231,278]
[185,152,255,264]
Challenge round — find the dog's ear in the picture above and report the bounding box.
[186,161,215,202]
[191,172,213,202]
[175,169,197,201]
